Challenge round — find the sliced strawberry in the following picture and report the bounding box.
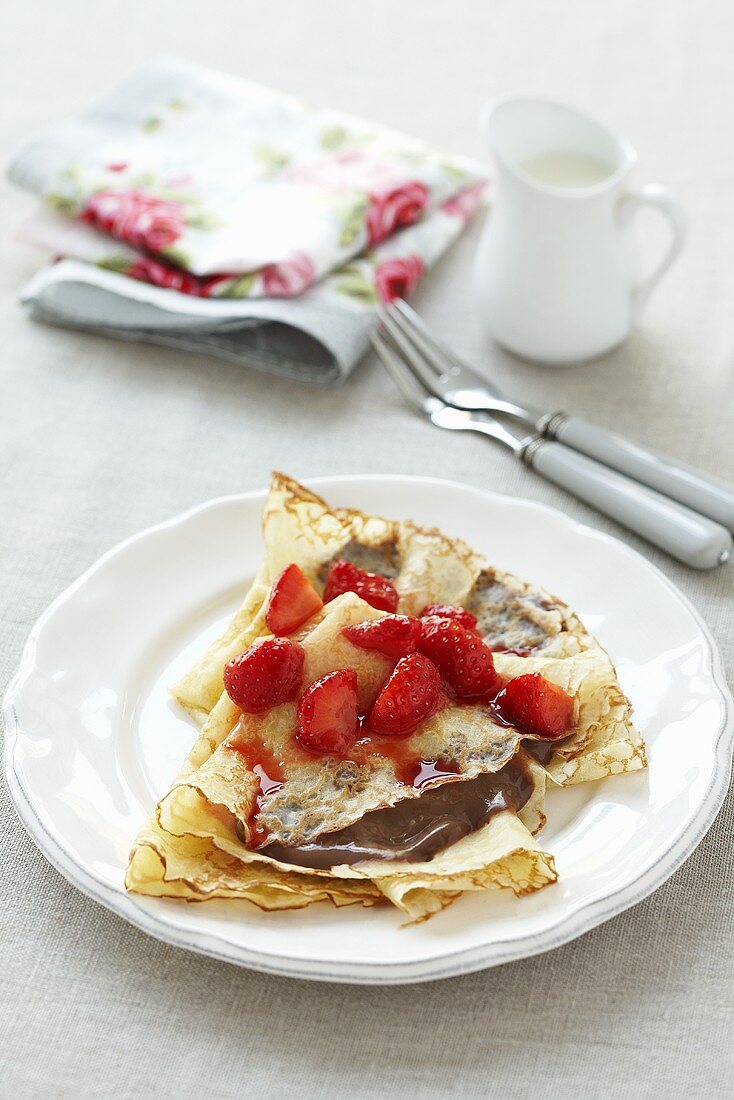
[418,618,501,699]
[224,637,305,713]
[295,669,360,755]
[342,615,422,659]
[265,563,323,635]
[495,672,575,739]
[420,604,478,632]
[368,653,442,735]
[323,560,399,613]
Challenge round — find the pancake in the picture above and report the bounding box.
[157,594,530,845]
[126,472,645,921]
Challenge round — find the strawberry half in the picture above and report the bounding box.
[265,563,323,635]
[296,669,360,755]
[418,618,501,699]
[342,615,422,659]
[224,637,305,713]
[495,672,575,739]
[368,653,442,735]
[323,560,399,613]
[420,604,478,632]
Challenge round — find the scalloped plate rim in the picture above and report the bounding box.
[4,474,733,984]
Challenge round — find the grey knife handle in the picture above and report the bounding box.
[543,413,734,532]
[523,439,732,569]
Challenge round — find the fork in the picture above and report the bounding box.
[371,328,732,569]
[377,299,734,532]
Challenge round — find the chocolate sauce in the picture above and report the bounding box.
[256,758,533,869]
[523,732,574,766]
[227,728,287,845]
[524,739,555,766]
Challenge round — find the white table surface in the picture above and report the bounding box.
[1,1,732,1097]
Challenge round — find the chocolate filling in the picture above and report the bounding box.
[317,539,401,586]
[256,758,533,870]
[467,570,559,652]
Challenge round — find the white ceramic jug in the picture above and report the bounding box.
[474,97,687,364]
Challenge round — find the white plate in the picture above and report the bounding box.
[5,476,733,984]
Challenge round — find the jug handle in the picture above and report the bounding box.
[617,184,687,322]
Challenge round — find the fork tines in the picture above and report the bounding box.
[373,299,531,422]
[369,328,433,415]
[375,299,464,388]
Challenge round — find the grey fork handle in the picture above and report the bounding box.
[523,439,732,569]
[544,413,734,531]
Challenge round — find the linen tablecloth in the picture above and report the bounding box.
[1,2,732,1098]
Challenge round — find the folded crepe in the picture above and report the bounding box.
[126,473,645,921]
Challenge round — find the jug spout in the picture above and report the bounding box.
[481,96,635,196]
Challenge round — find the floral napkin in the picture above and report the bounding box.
[9,58,487,384]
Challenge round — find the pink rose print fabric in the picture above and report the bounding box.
[8,60,488,381]
[287,149,404,191]
[118,251,316,299]
[126,255,201,294]
[124,255,230,297]
[11,60,485,299]
[374,255,426,303]
[81,189,186,253]
[260,252,316,297]
[441,181,487,223]
[365,183,429,248]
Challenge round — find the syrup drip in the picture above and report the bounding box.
[339,718,475,790]
[249,764,284,843]
[409,757,462,789]
[227,725,289,845]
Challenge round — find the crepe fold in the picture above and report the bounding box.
[126,472,645,921]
